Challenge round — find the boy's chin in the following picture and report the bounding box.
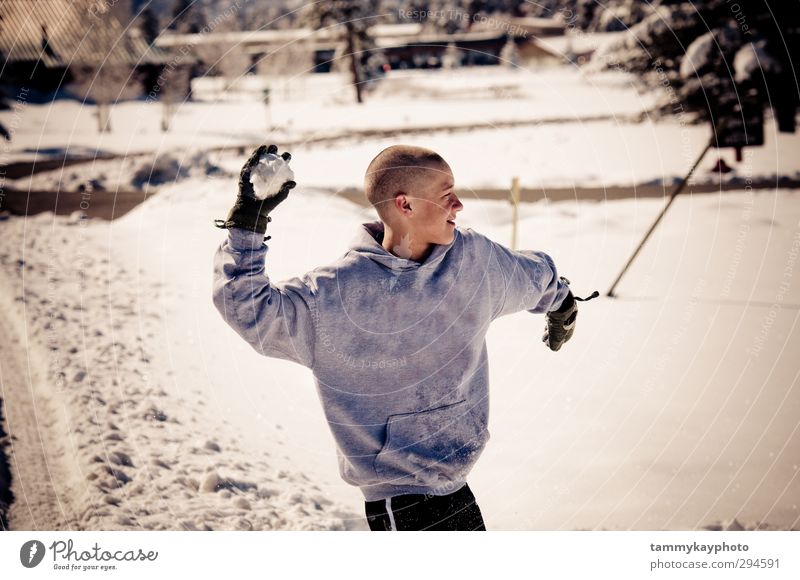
[418,227,456,246]
[436,230,456,245]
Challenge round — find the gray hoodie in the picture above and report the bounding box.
[212,222,569,501]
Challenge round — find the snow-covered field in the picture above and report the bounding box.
[2,69,654,163]
[1,65,799,531]
[2,178,798,530]
[5,68,799,197]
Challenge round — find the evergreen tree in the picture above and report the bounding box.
[589,1,798,134]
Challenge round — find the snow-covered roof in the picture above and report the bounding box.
[476,16,565,36]
[155,24,427,50]
[155,22,518,53]
[0,0,164,67]
[155,28,320,48]
[536,32,627,58]
[374,29,507,48]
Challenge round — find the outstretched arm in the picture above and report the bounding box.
[484,235,579,351]
[487,237,570,318]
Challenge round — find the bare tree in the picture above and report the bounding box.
[158,64,192,132]
[69,59,137,134]
[305,0,382,104]
[442,42,461,69]
[256,37,315,99]
[68,5,140,132]
[499,38,520,68]
[194,39,251,95]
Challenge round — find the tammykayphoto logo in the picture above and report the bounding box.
[20,540,46,568]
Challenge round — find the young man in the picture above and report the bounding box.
[213,144,578,531]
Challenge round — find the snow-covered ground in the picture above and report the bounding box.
[2,177,798,530]
[1,69,655,164]
[1,66,799,531]
[5,68,799,196]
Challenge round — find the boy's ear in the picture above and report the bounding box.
[396,193,412,215]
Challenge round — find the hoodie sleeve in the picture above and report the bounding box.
[484,236,570,318]
[212,228,316,368]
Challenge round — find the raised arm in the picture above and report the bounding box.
[213,229,316,367]
[211,144,315,368]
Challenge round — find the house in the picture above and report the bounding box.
[0,0,165,93]
[153,20,569,75]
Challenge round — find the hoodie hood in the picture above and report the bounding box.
[348,221,456,272]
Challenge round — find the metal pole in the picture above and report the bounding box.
[606,139,713,298]
[510,176,520,250]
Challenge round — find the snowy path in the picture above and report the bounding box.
[0,299,79,530]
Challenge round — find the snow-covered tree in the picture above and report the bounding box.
[588,1,799,134]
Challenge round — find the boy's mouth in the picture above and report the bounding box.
[446,218,456,227]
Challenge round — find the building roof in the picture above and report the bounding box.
[0,0,164,68]
[154,24,428,49]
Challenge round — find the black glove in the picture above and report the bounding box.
[542,286,577,352]
[214,144,296,235]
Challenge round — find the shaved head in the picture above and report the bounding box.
[364,145,450,220]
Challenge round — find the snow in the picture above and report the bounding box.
[1,65,799,531]
[5,69,800,196]
[734,40,783,84]
[0,68,657,164]
[680,31,715,79]
[249,153,295,200]
[536,32,627,60]
[3,175,799,530]
[8,115,800,196]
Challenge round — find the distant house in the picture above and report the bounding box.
[0,0,165,93]
[154,20,568,75]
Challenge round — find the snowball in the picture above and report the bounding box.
[249,153,295,200]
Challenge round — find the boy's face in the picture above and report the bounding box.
[402,164,463,246]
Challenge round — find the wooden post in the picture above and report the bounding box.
[510,176,520,250]
[263,88,271,131]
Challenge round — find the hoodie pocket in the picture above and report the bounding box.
[373,399,488,489]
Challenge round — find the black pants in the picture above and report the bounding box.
[365,483,486,531]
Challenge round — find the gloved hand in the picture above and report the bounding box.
[542,285,577,351]
[214,144,296,235]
